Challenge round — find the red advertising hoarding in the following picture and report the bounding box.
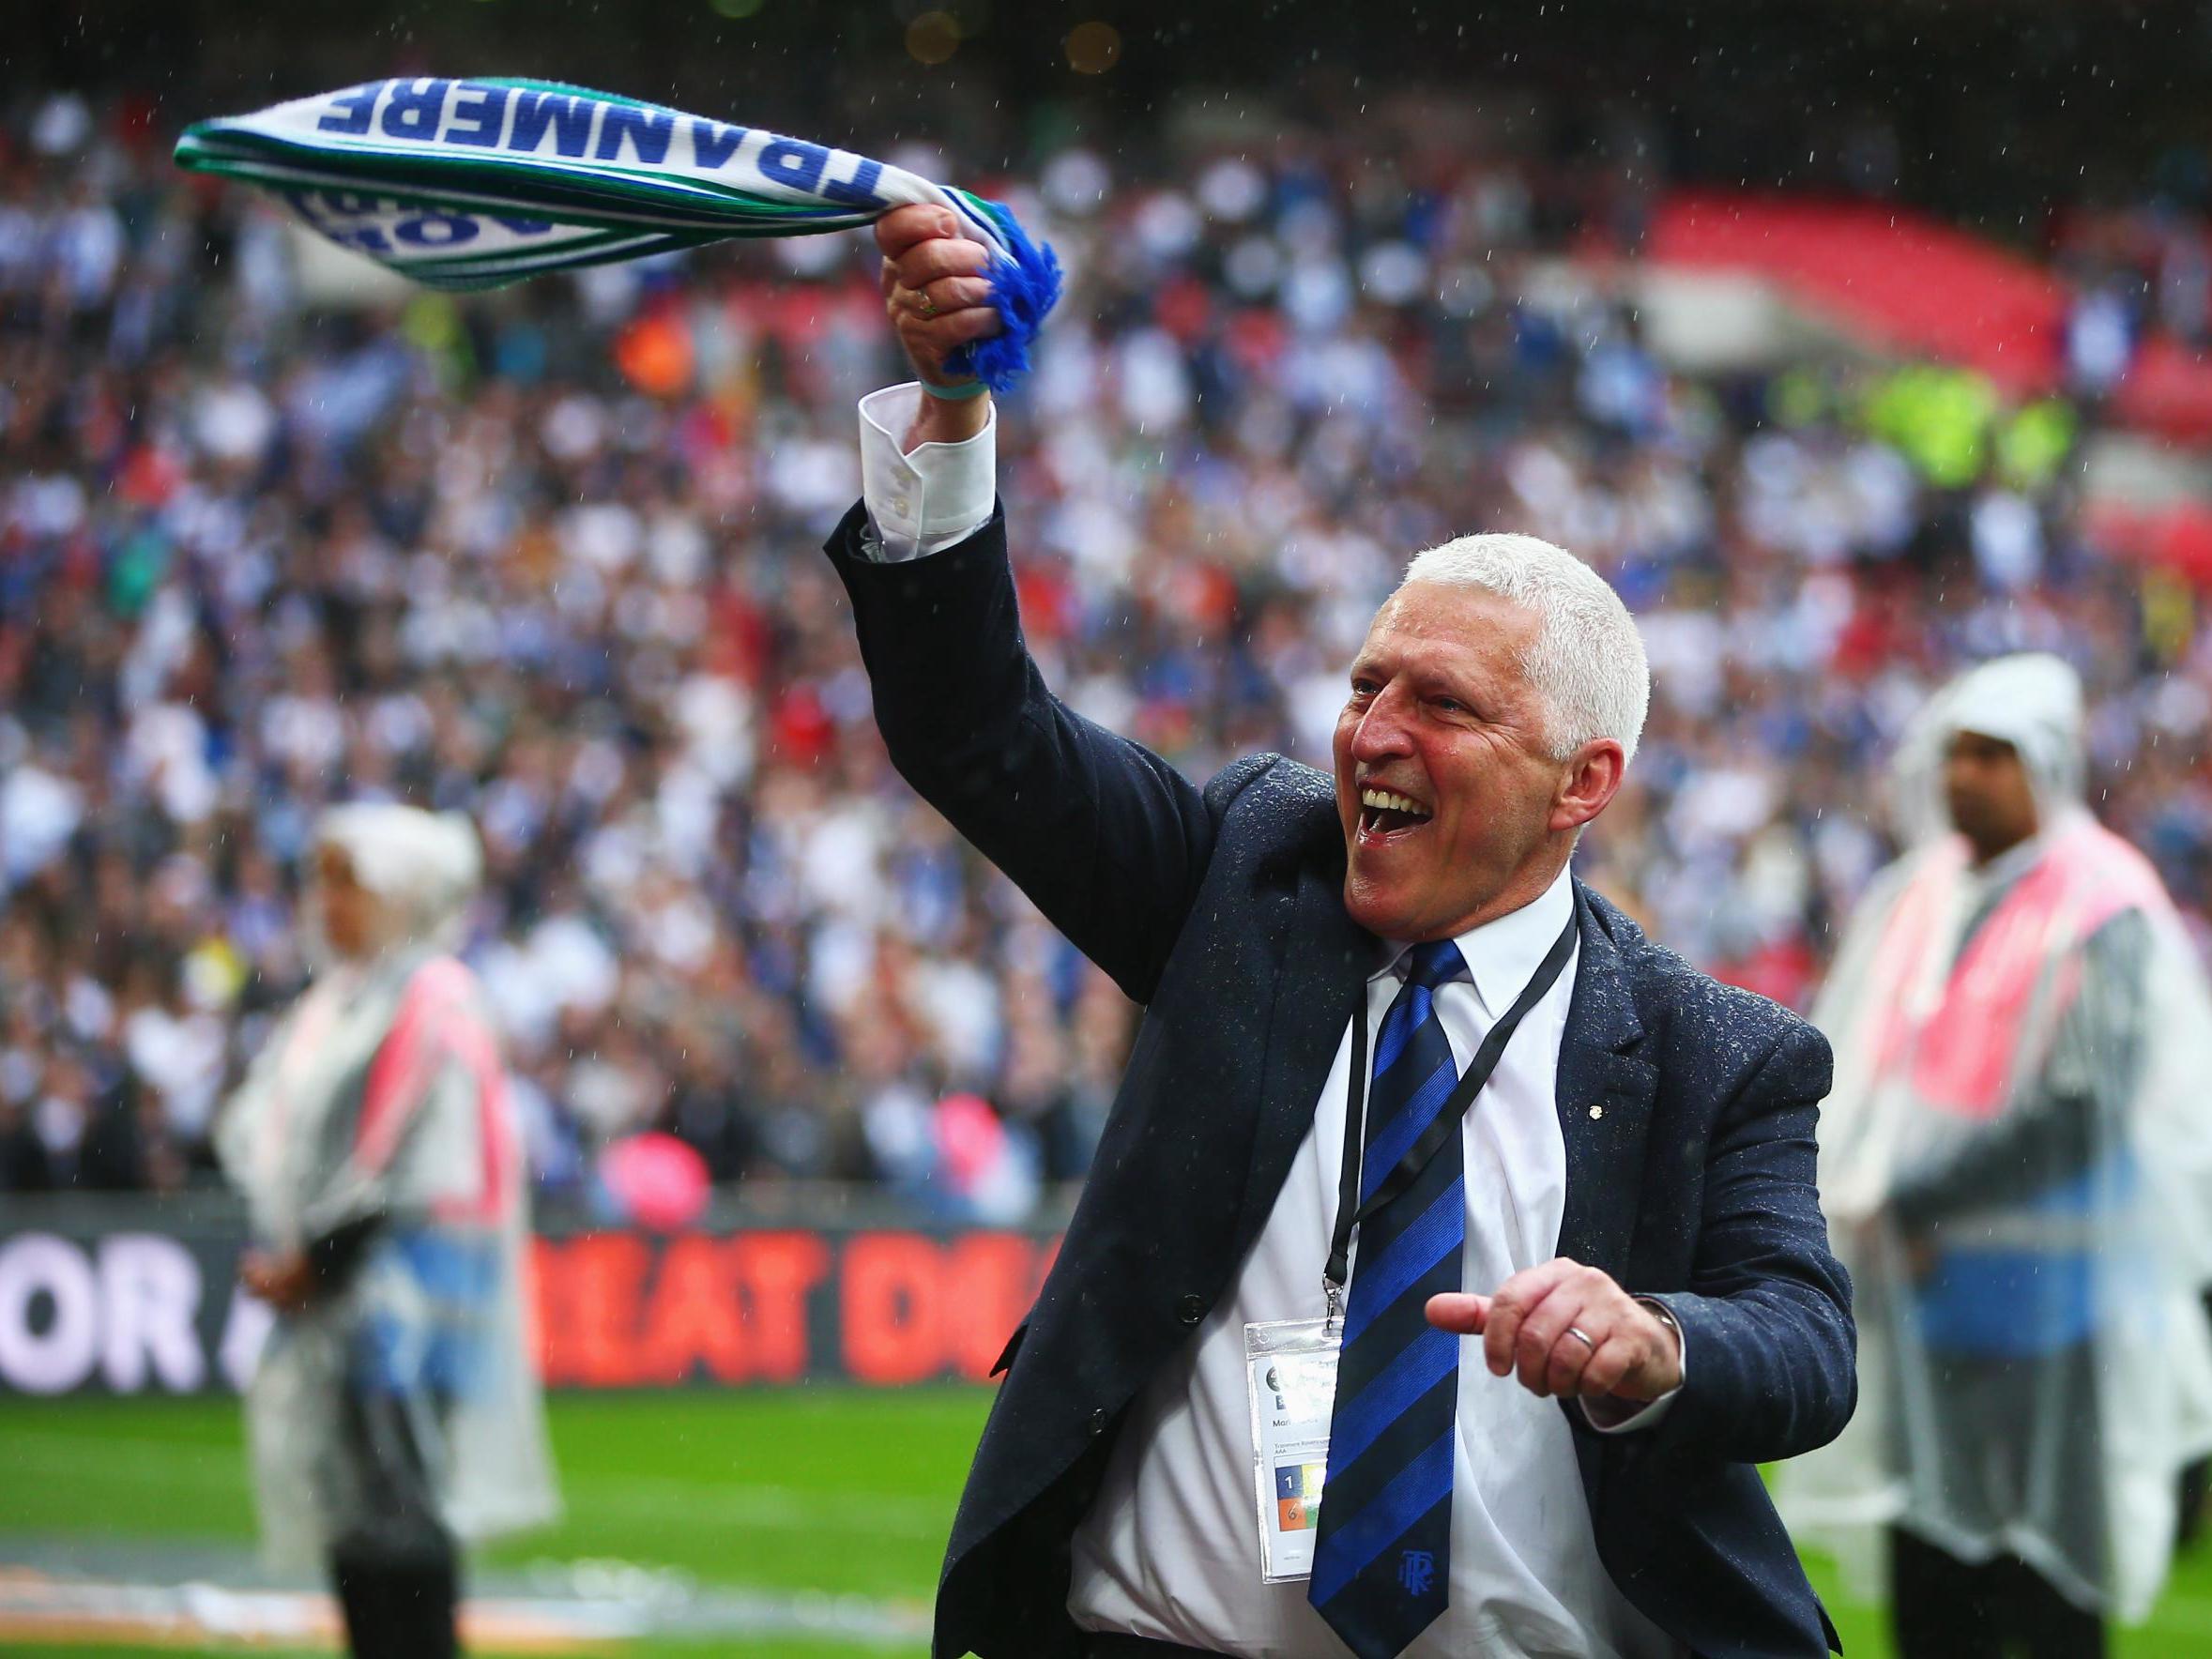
[0,1219,1059,1397]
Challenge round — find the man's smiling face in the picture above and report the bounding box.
[1333,582,1571,942]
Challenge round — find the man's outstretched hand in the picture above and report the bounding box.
[1426,1256,1683,1403]
[876,204,999,450]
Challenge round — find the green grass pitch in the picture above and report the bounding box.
[7,1389,2212,1656]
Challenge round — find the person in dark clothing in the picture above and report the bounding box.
[0,1096,53,1191]
[843,203,1855,1659]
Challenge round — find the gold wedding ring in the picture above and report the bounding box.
[1564,1326,1597,1350]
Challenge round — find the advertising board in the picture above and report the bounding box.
[0,1217,1058,1396]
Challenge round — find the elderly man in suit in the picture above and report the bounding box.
[831,205,1855,1659]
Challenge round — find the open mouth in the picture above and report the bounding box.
[1358,785,1433,838]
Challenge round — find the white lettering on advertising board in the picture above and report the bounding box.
[0,1232,218,1394]
[0,1233,101,1393]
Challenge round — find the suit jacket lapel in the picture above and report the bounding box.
[1221,855,1659,1285]
[1554,882,1658,1277]
[1228,845,1375,1268]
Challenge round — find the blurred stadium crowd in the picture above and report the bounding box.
[3,81,2209,1210]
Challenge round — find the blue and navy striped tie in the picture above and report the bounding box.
[1309,939,1468,1658]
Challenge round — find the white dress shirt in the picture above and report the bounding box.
[853,386,1682,1658]
[854,384,999,561]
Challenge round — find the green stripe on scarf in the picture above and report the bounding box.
[176,77,1061,389]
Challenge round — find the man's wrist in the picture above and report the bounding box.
[1637,1296,1684,1392]
[1580,1296,1685,1434]
[902,385,992,453]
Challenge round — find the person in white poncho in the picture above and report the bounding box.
[1777,654,2212,1658]
[217,804,557,1658]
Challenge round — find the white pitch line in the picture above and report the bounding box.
[0,1568,933,1651]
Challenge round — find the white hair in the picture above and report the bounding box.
[317,803,484,951]
[1397,532,1650,766]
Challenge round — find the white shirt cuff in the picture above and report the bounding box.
[855,383,998,562]
[1579,1297,1686,1435]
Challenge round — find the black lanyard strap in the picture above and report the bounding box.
[1324,911,1579,1296]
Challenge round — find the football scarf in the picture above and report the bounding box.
[175,78,1061,389]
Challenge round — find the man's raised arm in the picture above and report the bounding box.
[820,205,1226,1004]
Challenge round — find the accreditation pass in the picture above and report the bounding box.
[1243,1317,1340,1582]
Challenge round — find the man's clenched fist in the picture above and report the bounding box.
[876,204,999,449]
[1426,1256,1684,1405]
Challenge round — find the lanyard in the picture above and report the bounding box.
[1324,912,1579,1321]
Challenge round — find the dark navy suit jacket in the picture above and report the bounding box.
[825,505,1854,1659]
